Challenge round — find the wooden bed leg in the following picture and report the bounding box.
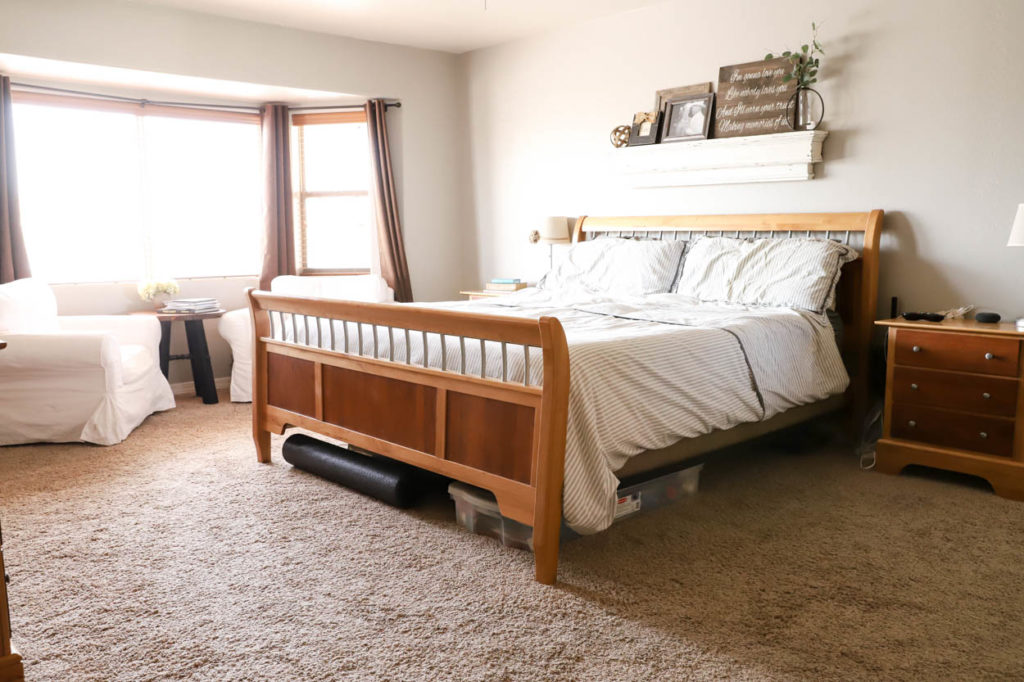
[533,503,562,585]
[248,288,272,464]
[254,427,271,464]
[533,317,570,585]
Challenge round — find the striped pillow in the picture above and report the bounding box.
[540,237,687,296]
[675,236,858,312]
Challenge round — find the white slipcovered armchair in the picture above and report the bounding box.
[0,278,175,445]
[219,275,394,402]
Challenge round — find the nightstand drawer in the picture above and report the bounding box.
[892,367,1018,417]
[894,329,1020,377]
[891,404,1015,457]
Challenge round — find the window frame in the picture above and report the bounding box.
[291,110,373,276]
[11,89,263,283]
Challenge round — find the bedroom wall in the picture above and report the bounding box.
[458,0,1024,319]
[0,0,468,385]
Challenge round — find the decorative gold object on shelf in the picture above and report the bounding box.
[610,125,631,148]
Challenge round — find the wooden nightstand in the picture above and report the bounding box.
[459,289,518,301]
[875,318,1024,499]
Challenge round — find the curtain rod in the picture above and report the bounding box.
[10,81,401,112]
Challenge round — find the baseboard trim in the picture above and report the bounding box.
[171,376,231,396]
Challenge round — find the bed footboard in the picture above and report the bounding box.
[247,290,570,584]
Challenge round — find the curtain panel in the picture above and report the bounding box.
[365,99,413,302]
[0,75,30,283]
[259,103,295,290]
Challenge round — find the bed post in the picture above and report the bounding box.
[849,209,883,437]
[247,288,272,464]
[533,316,570,585]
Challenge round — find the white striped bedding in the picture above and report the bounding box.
[428,289,849,534]
[271,290,848,534]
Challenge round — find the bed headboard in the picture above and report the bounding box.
[574,211,884,428]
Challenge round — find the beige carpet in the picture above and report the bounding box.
[2,395,1023,681]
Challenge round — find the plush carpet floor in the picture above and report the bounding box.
[1,396,1023,681]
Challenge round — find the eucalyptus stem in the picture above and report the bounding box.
[765,22,824,89]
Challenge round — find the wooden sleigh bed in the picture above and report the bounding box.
[248,211,883,584]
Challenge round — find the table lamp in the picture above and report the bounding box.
[528,216,570,269]
[1009,204,1024,330]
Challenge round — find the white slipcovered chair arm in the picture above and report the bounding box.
[218,308,252,349]
[0,332,123,387]
[58,314,161,357]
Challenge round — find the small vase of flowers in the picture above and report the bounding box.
[138,279,180,310]
[765,22,825,130]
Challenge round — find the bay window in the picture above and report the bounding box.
[12,92,262,283]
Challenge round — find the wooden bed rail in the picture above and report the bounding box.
[247,289,571,584]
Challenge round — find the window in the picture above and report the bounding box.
[291,111,374,274]
[12,92,262,283]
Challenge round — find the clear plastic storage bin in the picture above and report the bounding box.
[448,463,703,551]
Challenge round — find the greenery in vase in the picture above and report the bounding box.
[765,22,824,89]
[137,279,180,302]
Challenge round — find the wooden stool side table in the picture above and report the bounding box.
[136,310,224,404]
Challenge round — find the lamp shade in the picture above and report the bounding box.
[1009,204,1024,247]
[537,216,570,244]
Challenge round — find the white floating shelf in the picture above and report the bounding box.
[615,130,828,188]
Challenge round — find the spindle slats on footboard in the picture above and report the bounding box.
[248,290,570,584]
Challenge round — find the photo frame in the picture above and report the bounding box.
[627,111,661,146]
[654,82,713,115]
[660,93,715,143]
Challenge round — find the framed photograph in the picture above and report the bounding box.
[654,82,712,114]
[627,111,661,146]
[660,93,714,143]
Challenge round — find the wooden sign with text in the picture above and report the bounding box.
[714,57,796,138]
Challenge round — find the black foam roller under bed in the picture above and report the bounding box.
[282,433,433,508]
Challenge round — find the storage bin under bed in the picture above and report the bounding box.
[448,463,703,551]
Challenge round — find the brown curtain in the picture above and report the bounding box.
[365,99,413,302]
[0,75,30,283]
[259,103,295,290]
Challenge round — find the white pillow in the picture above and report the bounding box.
[540,237,687,297]
[675,236,858,312]
[0,277,60,334]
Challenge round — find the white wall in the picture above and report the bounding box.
[459,0,1024,317]
[0,0,468,384]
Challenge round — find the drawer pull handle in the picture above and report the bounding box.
[910,383,919,390]
[982,392,991,400]
[912,345,921,353]
[907,420,917,427]
[980,431,988,439]
[984,352,994,360]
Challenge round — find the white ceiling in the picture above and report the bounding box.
[127,0,666,54]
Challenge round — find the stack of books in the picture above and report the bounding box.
[485,278,527,293]
[160,297,221,314]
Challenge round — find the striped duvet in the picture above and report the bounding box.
[426,290,849,534]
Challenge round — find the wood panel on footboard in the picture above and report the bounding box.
[248,291,570,584]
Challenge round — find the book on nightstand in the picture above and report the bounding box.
[486,279,527,292]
